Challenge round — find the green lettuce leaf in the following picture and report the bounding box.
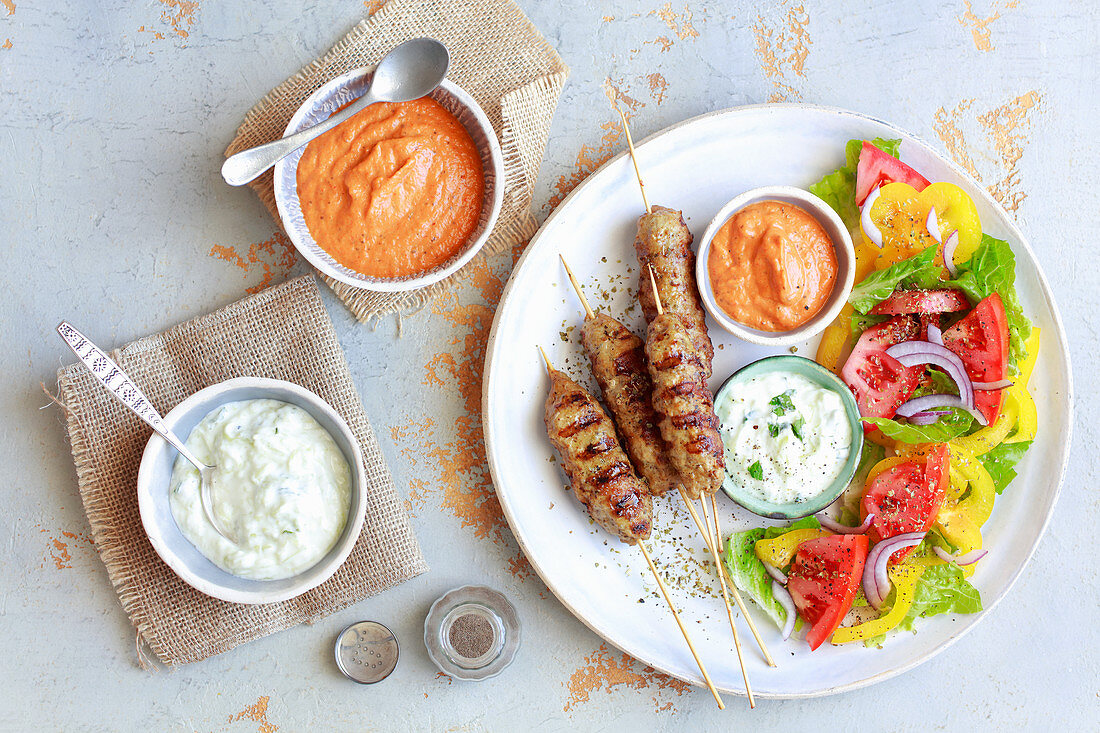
[864,561,983,646]
[848,245,943,313]
[950,234,1032,373]
[808,138,902,232]
[722,517,821,630]
[863,411,974,443]
[979,440,1032,493]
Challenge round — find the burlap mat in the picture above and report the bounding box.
[55,276,427,666]
[225,0,569,322]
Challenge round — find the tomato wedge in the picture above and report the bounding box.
[787,534,869,651]
[855,141,930,206]
[869,288,970,316]
[861,444,949,562]
[841,315,922,428]
[942,294,1010,424]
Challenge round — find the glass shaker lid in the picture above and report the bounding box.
[334,620,400,684]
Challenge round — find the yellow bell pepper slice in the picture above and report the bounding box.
[754,529,829,568]
[951,397,1018,456]
[865,456,910,485]
[816,305,853,376]
[865,182,982,269]
[1020,328,1041,385]
[1004,383,1037,444]
[831,563,927,644]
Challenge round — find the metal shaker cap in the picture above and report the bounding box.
[334,621,399,684]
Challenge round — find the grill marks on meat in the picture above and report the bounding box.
[544,367,654,543]
[581,313,680,496]
[644,313,725,500]
[635,206,714,377]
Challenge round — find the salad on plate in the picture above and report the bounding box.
[724,138,1039,650]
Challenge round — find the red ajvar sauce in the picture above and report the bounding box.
[296,98,484,279]
[707,200,837,331]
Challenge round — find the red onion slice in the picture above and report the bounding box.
[773,580,797,641]
[886,341,974,408]
[907,410,944,425]
[926,206,942,242]
[927,323,943,346]
[862,532,926,610]
[933,546,988,566]
[973,379,1013,390]
[896,393,987,427]
[942,230,959,277]
[861,186,884,248]
[816,512,875,534]
[763,561,788,585]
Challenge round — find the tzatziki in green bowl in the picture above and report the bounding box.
[714,355,863,520]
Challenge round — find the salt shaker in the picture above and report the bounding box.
[423,585,520,680]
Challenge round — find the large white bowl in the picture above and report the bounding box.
[273,69,505,292]
[136,377,367,605]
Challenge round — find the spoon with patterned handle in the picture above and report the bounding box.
[56,321,237,544]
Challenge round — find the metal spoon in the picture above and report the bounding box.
[56,322,236,544]
[221,37,450,186]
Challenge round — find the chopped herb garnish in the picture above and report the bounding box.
[769,392,796,416]
[791,415,805,441]
[748,461,764,480]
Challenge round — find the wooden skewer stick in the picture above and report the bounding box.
[538,344,724,710]
[681,486,776,668]
[699,497,755,709]
[711,494,777,668]
[648,265,752,705]
[560,255,595,320]
[636,540,725,710]
[616,106,651,215]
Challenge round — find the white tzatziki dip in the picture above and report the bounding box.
[715,371,852,506]
[169,398,351,580]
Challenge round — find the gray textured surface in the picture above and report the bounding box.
[2,1,1097,730]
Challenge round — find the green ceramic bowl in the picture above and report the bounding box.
[714,355,864,520]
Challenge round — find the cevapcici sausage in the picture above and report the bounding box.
[581,313,679,496]
[635,206,714,376]
[544,366,654,543]
[644,312,725,501]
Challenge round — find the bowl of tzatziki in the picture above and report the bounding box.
[714,355,863,520]
[137,377,367,604]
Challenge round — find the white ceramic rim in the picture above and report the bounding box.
[482,102,1074,698]
[694,185,856,346]
[136,377,368,605]
[272,70,505,293]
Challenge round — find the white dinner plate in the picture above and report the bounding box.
[482,104,1072,697]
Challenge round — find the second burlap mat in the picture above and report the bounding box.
[56,276,427,665]
[226,0,569,322]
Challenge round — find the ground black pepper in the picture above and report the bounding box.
[447,613,495,660]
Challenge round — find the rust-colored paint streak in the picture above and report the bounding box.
[548,120,624,210]
[140,1,200,42]
[651,2,700,41]
[646,73,669,105]
[1,0,13,16]
[752,2,811,101]
[933,99,981,180]
[979,90,1040,211]
[564,644,688,713]
[648,35,674,53]
[228,696,278,733]
[958,0,1017,51]
[364,0,385,15]
[601,15,615,22]
[209,231,298,294]
[43,530,93,570]
[1,38,10,50]
[934,91,1039,212]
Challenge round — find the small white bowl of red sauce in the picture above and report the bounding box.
[695,186,855,347]
[273,67,505,293]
